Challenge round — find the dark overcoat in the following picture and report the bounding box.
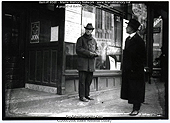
[121,33,146,104]
[76,34,98,72]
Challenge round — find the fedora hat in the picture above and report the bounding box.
[126,19,140,31]
[84,23,94,30]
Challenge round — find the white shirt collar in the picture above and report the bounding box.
[129,32,136,38]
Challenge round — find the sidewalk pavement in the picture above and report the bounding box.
[4,78,165,119]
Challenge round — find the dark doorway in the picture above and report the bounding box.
[2,3,26,89]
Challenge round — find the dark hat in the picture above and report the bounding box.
[126,19,140,31]
[84,23,94,30]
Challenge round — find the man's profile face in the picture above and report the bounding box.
[85,29,93,35]
[126,25,135,34]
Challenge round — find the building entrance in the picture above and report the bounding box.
[2,4,26,89]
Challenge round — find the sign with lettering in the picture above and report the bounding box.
[30,21,40,43]
[153,27,161,33]
[65,4,82,43]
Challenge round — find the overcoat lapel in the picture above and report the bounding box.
[125,34,138,49]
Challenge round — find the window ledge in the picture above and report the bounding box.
[64,70,122,77]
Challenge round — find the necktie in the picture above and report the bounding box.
[125,36,131,49]
[127,36,131,40]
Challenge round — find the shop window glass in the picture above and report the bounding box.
[65,43,77,70]
[153,17,163,63]
[95,8,122,70]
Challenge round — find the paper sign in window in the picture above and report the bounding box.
[50,26,58,42]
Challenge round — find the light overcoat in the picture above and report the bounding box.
[121,33,146,104]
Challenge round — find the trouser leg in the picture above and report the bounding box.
[79,71,86,98]
[133,103,141,111]
[85,72,93,97]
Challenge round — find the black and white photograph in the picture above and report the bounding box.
[1,0,169,122]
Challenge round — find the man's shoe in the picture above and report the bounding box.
[129,110,139,116]
[85,96,94,100]
[79,97,89,102]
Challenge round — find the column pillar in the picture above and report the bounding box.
[57,8,66,95]
[146,4,154,83]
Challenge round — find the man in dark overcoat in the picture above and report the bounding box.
[120,19,146,116]
[76,23,98,102]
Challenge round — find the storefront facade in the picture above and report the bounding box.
[25,2,127,94]
[3,1,168,95]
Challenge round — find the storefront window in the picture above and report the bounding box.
[95,8,122,70]
[65,43,77,70]
[153,17,163,62]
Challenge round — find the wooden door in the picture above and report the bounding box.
[26,5,63,88]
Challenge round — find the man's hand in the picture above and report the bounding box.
[90,52,98,58]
